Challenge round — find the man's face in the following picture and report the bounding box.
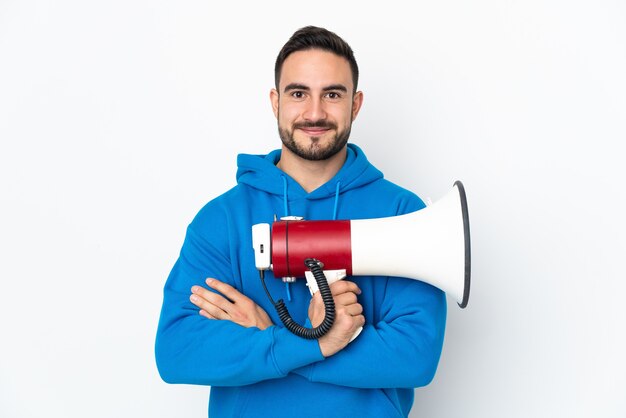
[271,49,363,161]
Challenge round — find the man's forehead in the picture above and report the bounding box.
[279,49,353,91]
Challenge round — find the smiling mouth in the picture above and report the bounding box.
[294,122,336,136]
[298,127,330,136]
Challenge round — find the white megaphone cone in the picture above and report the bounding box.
[351,180,470,307]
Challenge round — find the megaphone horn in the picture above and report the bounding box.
[252,181,471,309]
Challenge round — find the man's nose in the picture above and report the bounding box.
[303,97,327,121]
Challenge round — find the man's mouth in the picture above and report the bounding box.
[299,127,330,135]
[294,122,336,136]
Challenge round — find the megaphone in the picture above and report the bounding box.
[252,181,471,339]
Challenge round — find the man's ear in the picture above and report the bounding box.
[351,91,364,120]
[270,88,279,118]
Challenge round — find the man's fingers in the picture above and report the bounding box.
[329,280,361,296]
[191,281,274,329]
[190,286,233,319]
[203,302,233,320]
[343,302,363,317]
[310,281,362,312]
[199,309,217,320]
[334,291,358,306]
[190,293,229,319]
[205,278,247,303]
[334,291,363,316]
[191,279,255,319]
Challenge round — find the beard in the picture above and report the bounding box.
[278,119,352,161]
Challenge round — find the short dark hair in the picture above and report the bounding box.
[274,26,359,93]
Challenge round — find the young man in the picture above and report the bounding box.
[155,26,447,418]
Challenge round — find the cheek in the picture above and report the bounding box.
[331,106,353,126]
[278,103,300,124]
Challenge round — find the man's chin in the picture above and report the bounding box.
[279,126,350,161]
[294,142,347,161]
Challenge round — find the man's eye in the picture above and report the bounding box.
[326,92,341,99]
[292,91,305,99]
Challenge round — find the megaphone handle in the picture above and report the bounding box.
[304,269,362,343]
[260,261,336,340]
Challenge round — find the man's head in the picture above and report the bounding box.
[271,26,363,162]
[274,26,359,94]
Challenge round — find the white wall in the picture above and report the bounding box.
[1,1,624,417]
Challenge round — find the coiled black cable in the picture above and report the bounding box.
[259,258,335,340]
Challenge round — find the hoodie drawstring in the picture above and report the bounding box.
[281,175,289,219]
[284,281,292,302]
[332,181,341,221]
[281,176,292,301]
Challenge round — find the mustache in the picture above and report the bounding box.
[293,121,337,130]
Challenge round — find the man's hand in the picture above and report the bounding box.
[190,278,274,330]
[308,280,365,358]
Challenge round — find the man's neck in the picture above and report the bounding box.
[276,146,347,193]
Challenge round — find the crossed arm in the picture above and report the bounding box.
[190,277,365,357]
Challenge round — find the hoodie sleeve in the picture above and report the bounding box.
[291,278,446,388]
[155,207,324,387]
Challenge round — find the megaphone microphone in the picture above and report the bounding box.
[252,181,471,339]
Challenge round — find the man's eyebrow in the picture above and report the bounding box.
[323,84,348,93]
[282,83,349,93]
[283,83,310,93]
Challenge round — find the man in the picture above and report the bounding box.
[155,26,447,417]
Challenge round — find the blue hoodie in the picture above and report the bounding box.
[155,144,447,418]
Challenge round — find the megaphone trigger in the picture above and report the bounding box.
[304,269,348,295]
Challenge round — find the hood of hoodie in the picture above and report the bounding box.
[236,143,383,202]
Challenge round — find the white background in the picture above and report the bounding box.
[1,1,625,417]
